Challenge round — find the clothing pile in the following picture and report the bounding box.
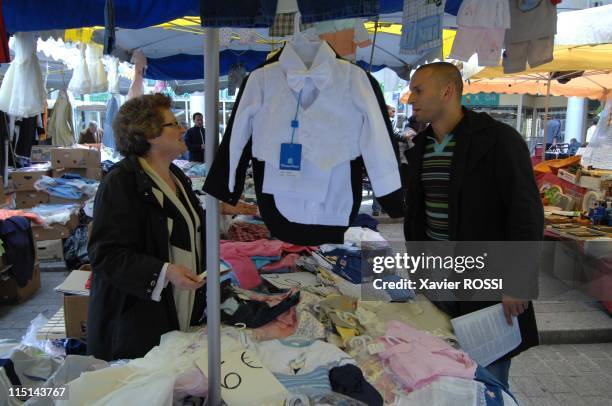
[26,204,80,227]
[173,160,208,178]
[33,175,99,201]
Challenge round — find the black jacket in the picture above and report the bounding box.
[87,155,206,361]
[184,126,205,162]
[404,108,544,360]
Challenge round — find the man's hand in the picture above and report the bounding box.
[166,264,204,290]
[502,294,528,325]
[201,144,205,150]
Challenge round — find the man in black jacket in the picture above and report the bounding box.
[184,112,205,162]
[403,62,544,387]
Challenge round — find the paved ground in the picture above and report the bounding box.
[0,270,67,341]
[511,344,612,406]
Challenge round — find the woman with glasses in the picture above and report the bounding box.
[87,94,206,361]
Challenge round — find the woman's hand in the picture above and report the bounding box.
[166,264,204,290]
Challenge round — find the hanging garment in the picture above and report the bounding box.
[400,0,446,55]
[449,0,510,66]
[103,0,116,55]
[102,96,118,149]
[503,0,557,74]
[203,41,404,246]
[107,57,120,94]
[0,32,46,118]
[48,90,75,147]
[127,50,146,99]
[68,42,92,95]
[86,44,108,94]
[13,115,43,162]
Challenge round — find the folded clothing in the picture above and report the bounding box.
[377,321,476,391]
[330,364,383,406]
[219,283,300,328]
[228,222,270,242]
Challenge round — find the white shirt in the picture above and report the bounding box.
[228,41,401,226]
[586,125,597,143]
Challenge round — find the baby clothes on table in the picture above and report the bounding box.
[221,239,318,289]
[248,337,356,395]
[227,222,270,242]
[219,282,301,328]
[376,321,476,391]
[261,253,301,273]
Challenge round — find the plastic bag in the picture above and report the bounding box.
[63,224,89,269]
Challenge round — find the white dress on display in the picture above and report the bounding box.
[68,42,91,95]
[107,57,120,94]
[0,32,47,118]
[86,44,108,94]
[48,90,75,147]
[127,50,146,99]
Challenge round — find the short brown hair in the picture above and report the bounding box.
[415,62,463,101]
[113,93,172,156]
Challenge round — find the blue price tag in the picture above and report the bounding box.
[279,143,302,172]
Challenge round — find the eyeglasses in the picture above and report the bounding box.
[162,121,182,129]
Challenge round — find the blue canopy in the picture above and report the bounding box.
[146,51,387,80]
[4,0,462,33]
[3,0,199,32]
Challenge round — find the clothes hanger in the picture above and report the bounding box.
[289,12,320,69]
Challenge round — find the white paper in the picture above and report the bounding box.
[55,270,91,295]
[450,303,521,367]
[199,263,231,281]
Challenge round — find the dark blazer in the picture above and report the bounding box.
[404,108,544,360]
[184,126,205,162]
[87,155,206,361]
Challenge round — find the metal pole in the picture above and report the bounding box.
[516,94,523,134]
[204,27,221,406]
[541,74,552,161]
[368,16,379,73]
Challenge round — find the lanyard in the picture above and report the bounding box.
[289,89,303,145]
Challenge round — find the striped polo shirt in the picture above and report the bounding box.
[421,134,455,240]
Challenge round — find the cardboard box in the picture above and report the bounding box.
[30,145,54,163]
[51,147,101,169]
[55,270,90,338]
[10,164,52,191]
[52,167,102,181]
[32,225,71,241]
[32,212,79,241]
[0,263,40,304]
[557,169,578,185]
[36,239,64,262]
[48,195,89,206]
[579,175,602,191]
[63,295,89,338]
[15,191,49,209]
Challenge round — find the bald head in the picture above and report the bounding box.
[415,62,463,101]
